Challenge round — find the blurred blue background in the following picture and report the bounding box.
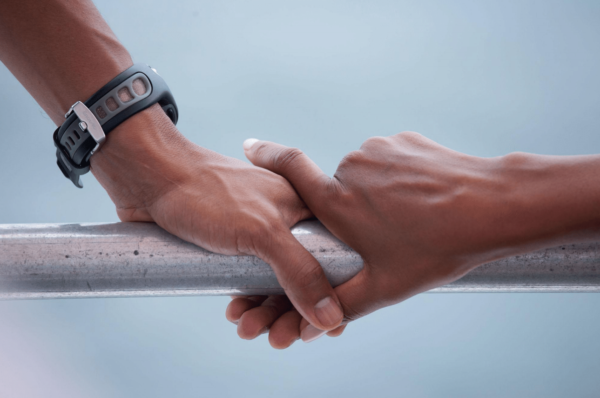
[1,0,600,396]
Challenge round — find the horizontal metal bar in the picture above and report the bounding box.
[0,221,599,300]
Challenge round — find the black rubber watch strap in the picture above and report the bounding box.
[53,63,178,188]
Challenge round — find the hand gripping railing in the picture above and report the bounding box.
[1,221,599,299]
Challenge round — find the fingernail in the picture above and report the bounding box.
[314,296,343,328]
[301,324,326,343]
[243,138,259,151]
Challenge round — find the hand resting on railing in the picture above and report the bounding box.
[227,132,600,348]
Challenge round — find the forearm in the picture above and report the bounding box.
[0,0,194,209]
[488,152,600,259]
[0,0,133,125]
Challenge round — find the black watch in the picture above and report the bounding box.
[53,63,179,188]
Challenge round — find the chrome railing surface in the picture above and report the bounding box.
[1,221,599,299]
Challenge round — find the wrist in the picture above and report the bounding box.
[494,152,600,251]
[89,104,195,220]
[54,51,133,124]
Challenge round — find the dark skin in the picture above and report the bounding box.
[228,133,600,347]
[2,0,599,350]
[0,0,345,335]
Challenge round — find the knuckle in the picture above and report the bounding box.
[334,149,372,190]
[281,259,326,293]
[396,130,420,139]
[238,313,266,338]
[272,148,305,172]
[251,142,273,161]
[336,150,364,178]
[341,301,364,323]
[359,136,388,151]
[339,150,363,166]
[393,131,425,144]
[499,151,531,169]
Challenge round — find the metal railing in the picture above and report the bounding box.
[1,221,599,299]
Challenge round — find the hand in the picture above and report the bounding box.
[90,105,345,334]
[0,0,341,342]
[229,131,600,348]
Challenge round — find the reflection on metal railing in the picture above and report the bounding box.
[1,221,599,299]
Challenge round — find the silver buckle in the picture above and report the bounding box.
[65,101,106,155]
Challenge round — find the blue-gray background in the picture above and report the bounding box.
[1,0,599,396]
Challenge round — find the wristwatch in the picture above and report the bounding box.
[53,63,179,188]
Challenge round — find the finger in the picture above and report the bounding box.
[268,310,303,349]
[297,316,346,342]
[298,316,326,343]
[237,295,293,340]
[334,267,384,323]
[229,295,265,302]
[257,228,344,333]
[243,138,345,333]
[326,324,347,337]
[297,268,377,343]
[226,296,267,324]
[242,139,333,213]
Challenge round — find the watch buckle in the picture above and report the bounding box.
[66,101,106,154]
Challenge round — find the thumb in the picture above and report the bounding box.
[243,138,331,212]
[298,268,381,342]
[256,227,345,333]
[244,138,346,332]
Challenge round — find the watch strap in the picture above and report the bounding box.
[53,63,178,188]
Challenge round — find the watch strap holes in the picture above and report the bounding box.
[106,97,119,111]
[65,141,72,150]
[68,136,75,146]
[132,78,147,96]
[96,106,107,119]
[73,130,81,140]
[118,87,134,103]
